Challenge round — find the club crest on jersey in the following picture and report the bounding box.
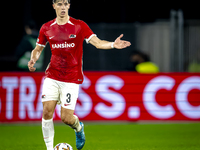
[69,34,76,38]
[42,95,46,99]
[52,42,75,49]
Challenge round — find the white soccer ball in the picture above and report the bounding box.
[54,143,73,150]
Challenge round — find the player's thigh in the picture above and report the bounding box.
[42,78,60,119]
[59,82,79,110]
[42,78,60,103]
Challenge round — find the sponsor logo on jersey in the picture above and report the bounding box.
[52,42,75,49]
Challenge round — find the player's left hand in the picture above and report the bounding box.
[114,34,131,49]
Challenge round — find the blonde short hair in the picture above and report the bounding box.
[52,0,70,4]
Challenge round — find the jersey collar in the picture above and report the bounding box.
[50,17,74,26]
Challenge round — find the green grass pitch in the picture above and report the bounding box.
[0,122,199,150]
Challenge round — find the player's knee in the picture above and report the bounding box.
[43,107,54,120]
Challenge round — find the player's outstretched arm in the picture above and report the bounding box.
[28,45,44,72]
[89,34,131,50]
[113,34,131,49]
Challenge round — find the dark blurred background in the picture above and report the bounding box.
[1,0,200,72]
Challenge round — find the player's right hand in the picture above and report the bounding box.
[28,59,36,72]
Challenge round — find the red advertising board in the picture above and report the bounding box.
[0,72,200,122]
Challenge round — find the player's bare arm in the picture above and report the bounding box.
[28,45,44,72]
[89,34,131,49]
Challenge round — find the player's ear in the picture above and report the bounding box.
[67,3,70,9]
[53,4,55,9]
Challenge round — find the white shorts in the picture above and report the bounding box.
[42,78,79,110]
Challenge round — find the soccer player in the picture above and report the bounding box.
[28,0,131,150]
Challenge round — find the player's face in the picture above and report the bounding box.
[53,0,70,18]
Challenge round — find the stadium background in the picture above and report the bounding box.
[1,0,200,72]
[0,0,200,150]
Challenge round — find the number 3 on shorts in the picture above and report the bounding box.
[66,93,71,103]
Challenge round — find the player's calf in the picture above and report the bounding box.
[60,109,76,125]
[61,113,85,150]
[42,118,54,150]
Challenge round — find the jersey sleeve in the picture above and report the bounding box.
[36,24,48,47]
[80,21,96,44]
